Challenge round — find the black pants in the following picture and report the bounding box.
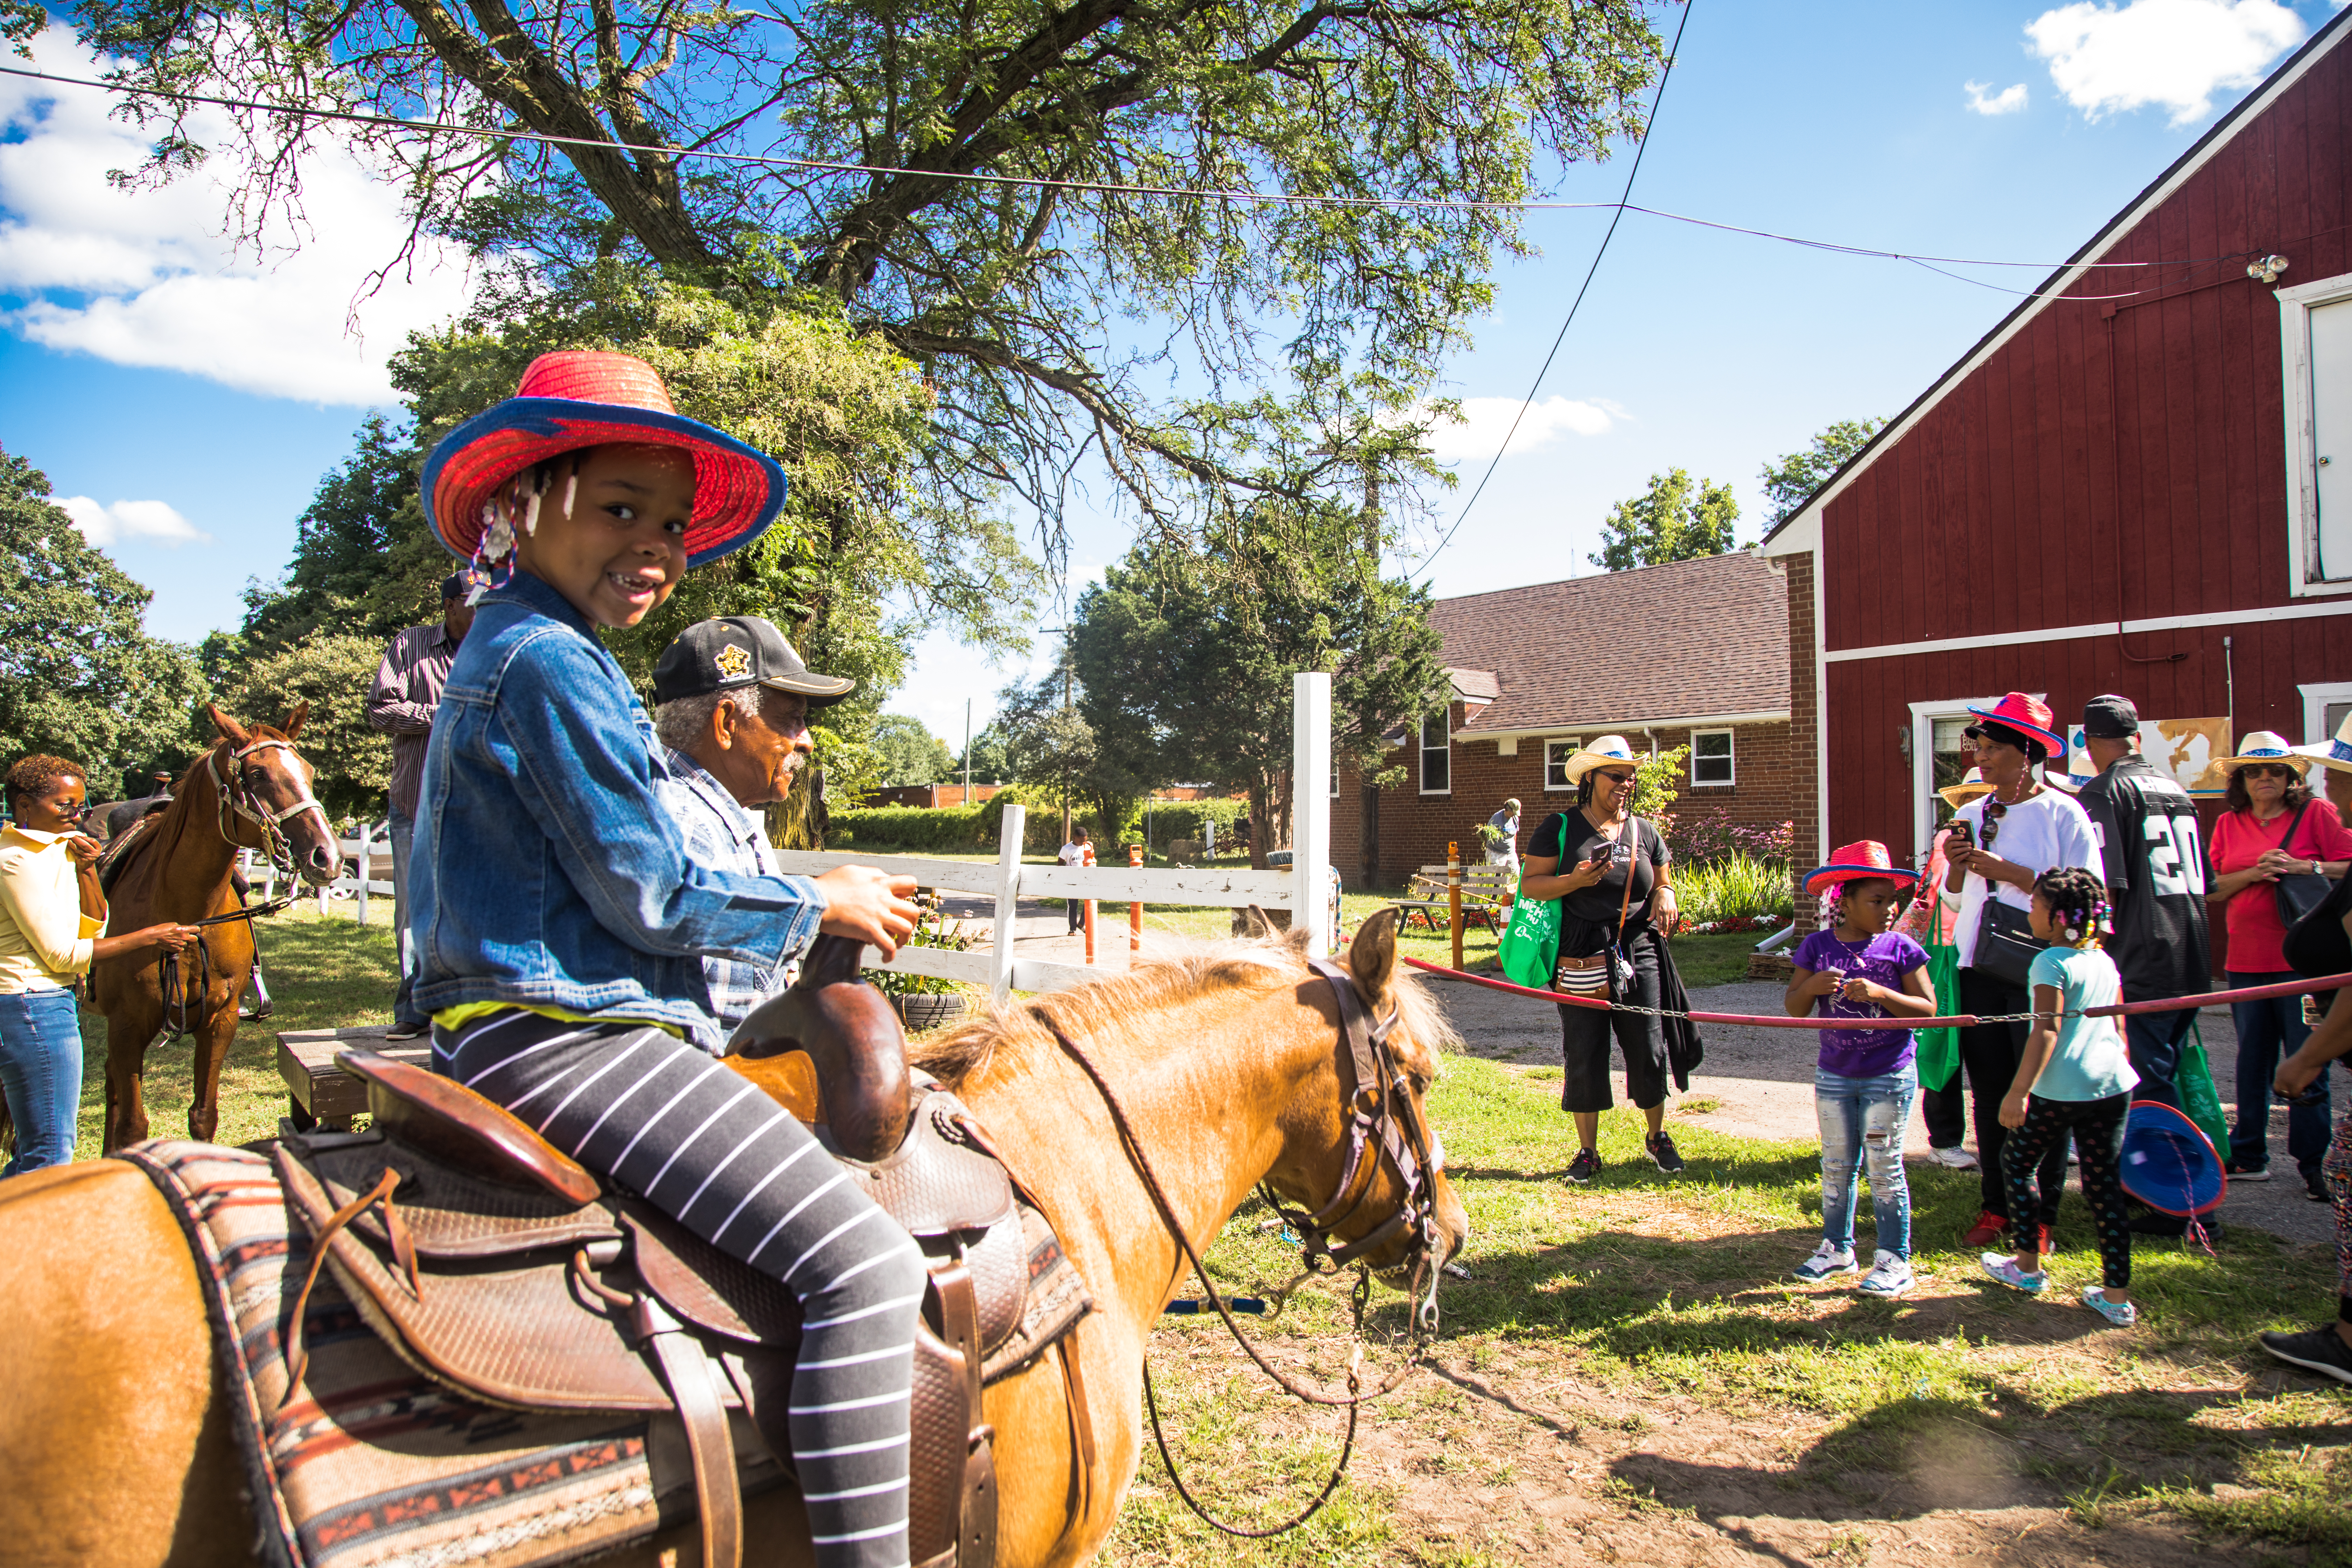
[1558,939,1667,1117]
[2122,1008,2189,1112]
[1921,1063,1968,1149]
[1958,967,2070,1225]
[2006,1092,2133,1288]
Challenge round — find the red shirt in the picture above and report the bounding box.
[2208,804,2352,972]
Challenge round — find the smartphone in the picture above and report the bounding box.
[1944,819,1974,851]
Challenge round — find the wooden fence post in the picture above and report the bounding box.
[1128,843,1143,952]
[1448,840,1463,971]
[990,805,1026,1003]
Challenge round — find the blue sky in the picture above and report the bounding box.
[1,0,2337,742]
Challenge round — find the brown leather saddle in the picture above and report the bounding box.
[273,938,1091,1568]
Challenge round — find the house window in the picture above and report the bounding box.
[1543,737,1582,791]
[1419,712,1451,795]
[2279,272,2352,595]
[1690,729,1734,787]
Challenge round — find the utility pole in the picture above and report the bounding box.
[962,698,972,804]
[1038,624,1075,845]
[1359,457,1384,890]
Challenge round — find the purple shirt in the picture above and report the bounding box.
[367,621,461,818]
[1792,930,1931,1078]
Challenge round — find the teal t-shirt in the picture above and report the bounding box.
[2025,944,2141,1102]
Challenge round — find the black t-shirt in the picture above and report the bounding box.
[1528,810,1667,925]
[2076,754,2212,1002]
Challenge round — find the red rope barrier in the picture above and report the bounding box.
[1398,955,2352,1029]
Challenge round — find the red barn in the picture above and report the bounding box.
[1763,10,2352,965]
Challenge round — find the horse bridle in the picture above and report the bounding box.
[207,737,331,877]
[1258,958,1448,1323]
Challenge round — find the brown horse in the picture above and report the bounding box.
[88,704,341,1148]
[0,913,1464,1566]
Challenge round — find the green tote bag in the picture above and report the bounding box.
[1497,881,1563,990]
[1913,941,1963,1092]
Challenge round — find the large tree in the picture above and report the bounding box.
[1069,503,1444,867]
[0,447,209,787]
[1589,467,1738,571]
[211,630,394,817]
[869,714,954,786]
[994,663,1146,846]
[1759,416,1885,525]
[79,0,1668,555]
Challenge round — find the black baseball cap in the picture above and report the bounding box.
[441,572,474,601]
[2083,694,2140,740]
[652,616,855,707]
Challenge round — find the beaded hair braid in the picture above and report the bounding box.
[2034,865,2108,948]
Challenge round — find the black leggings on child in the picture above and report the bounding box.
[2004,1091,2132,1289]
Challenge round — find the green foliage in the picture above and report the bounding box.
[1135,798,1247,853]
[868,714,955,787]
[954,724,1011,787]
[994,664,1148,847]
[210,631,393,818]
[1760,417,1885,526]
[826,804,989,854]
[0,447,208,785]
[1672,853,1796,926]
[1633,743,1690,821]
[1590,470,1741,571]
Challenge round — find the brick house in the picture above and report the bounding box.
[1334,551,1797,885]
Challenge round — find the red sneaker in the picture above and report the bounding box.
[1961,1210,2007,1248]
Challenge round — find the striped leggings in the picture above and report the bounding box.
[436,1013,926,1568]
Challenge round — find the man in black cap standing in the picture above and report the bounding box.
[2075,694,2213,1120]
[367,573,476,1040]
[650,616,854,1038]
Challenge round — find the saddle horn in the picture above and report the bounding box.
[727,935,913,1161]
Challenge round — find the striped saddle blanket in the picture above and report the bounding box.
[117,1139,1087,1568]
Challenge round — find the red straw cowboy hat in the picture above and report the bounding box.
[1802,840,1920,898]
[1963,692,2066,758]
[421,352,788,569]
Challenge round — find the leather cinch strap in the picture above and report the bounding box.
[637,1297,742,1568]
[929,1260,998,1568]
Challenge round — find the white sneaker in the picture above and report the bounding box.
[1928,1145,1979,1170]
[1793,1241,1858,1281]
[1857,1251,1914,1298]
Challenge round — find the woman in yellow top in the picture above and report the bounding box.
[0,755,197,1176]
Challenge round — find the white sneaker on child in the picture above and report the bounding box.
[1793,1241,1857,1281]
[1857,1250,1914,1298]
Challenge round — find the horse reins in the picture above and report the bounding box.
[1042,957,1448,1536]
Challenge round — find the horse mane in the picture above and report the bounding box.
[907,924,1463,1091]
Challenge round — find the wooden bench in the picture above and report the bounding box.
[1396,863,1514,934]
[277,1025,430,1132]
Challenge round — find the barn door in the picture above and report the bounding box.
[2310,297,2352,581]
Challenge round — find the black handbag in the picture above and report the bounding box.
[2273,800,2335,928]
[1973,897,2047,988]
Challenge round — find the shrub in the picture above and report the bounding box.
[1673,852,1795,925]
[1133,798,1245,852]
[827,804,988,853]
[1662,810,1795,867]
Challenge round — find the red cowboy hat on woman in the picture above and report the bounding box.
[420,352,788,570]
[1802,840,1921,898]
[1963,692,2066,758]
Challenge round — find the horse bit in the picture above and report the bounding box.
[156,739,330,1036]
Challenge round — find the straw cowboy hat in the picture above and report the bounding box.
[2294,713,2352,776]
[421,352,789,569]
[1802,840,1921,898]
[1558,735,1640,785]
[2215,730,2311,779]
[1964,692,2066,757]
[1937,767,1995,808]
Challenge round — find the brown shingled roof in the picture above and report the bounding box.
[1428,552,1789,734]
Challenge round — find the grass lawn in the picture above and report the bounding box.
[56,902,2348,1563]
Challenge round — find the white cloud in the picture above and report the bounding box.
[1965,79,2031,115]
[1422,395,1623,462]
[2025,0,2305,126]
[57,495,212,547]
[0,25,477,404]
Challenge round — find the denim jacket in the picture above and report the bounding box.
[410,571,827,1049]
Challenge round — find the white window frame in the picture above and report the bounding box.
[2279,270,2352,597]
[1418,711,1452,796]
[1689,728,1735,788]
[2300,681,2352,744]
[1542,737,1583,792]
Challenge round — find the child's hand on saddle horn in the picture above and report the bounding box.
[813,867,922,958]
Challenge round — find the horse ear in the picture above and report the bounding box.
[279,701,309,738]
[208,705,251,747]
[1347,907,1400,1013]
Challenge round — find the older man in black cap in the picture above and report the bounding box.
[2074,693,2213,1115]
[650,616,854,1037]
[367,573,477,1039]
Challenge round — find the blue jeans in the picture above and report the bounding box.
[2230,969,2330,1179]
[2123,1010,2186,1112]
[0,988,84,1177]
[1816,1063,1916,1259]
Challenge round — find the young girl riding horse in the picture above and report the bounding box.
[409,352,926,1568]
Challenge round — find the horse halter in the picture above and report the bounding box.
[1258,958,1449,1328]
[207,738,331,877]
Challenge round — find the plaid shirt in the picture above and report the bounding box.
[656,747,791,1040]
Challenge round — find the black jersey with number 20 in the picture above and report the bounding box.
[2074,753,2212,1008]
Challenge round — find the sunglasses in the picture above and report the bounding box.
[2239,764,2295,781]
[1593,769,1637,786]
[1981,797,2007,849]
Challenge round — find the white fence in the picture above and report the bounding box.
[777,671,1334,1002]
[243,821,396,924]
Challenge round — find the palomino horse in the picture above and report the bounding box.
[0,912,1465,1566]
[88,704,340,1148]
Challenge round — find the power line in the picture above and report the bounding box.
[0,62,2244,275]
[1413,0,1694,582]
